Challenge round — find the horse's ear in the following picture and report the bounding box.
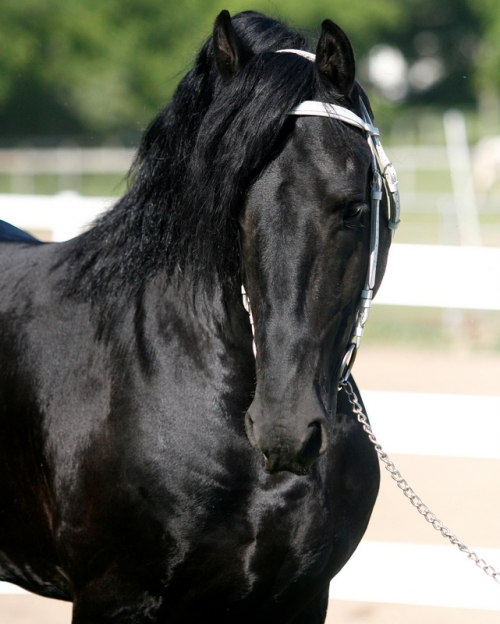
[315,20,355,97]
[213,10,253,83]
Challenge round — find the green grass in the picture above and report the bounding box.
[0,173,128,197]
[363,305,500,352]
[394,213,443,244]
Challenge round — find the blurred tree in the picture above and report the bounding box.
[0,0,216,137]
[471,0,500,98]
[0,0,498,139]
[371,0,482,107]
[0,0,402,139]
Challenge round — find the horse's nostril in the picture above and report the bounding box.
[301,421,324,461]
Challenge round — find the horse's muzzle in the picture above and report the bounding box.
[244,411,330,475]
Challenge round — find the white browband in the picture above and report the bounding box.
[242,49,401,385]
[277,49,317,62]
[290,101,378,135]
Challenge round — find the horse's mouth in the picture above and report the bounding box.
[263,454,312,476]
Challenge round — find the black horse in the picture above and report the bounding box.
[0,11,391,623]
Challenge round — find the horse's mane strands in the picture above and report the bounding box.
[62,12,331,310]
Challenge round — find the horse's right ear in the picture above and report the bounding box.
[315,20,355,98]
[213,10,253,83]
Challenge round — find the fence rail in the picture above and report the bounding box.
[2,192,499,310]
[0,148,135,174]
[0,146,450,174]
[2,146,500,215]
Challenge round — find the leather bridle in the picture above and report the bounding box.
[242,49,400,386]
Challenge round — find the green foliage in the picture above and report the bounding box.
[0,0,406,136]
[471,0,500,93]
[0,0,498,138]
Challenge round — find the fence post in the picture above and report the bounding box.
[443,109,482,247]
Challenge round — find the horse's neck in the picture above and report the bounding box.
[134,276,256,422]
[144,275,253,361]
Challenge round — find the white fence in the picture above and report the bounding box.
[1,194,500,613]
[0,192,111,241]
[0,148,135,195]
[2,145,500,213]
[0,148,134,175]
[330,389,500,611]
[1,143,499,195]
[377,243,500,310]
[2,191,500,311]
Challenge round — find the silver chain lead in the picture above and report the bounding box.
[340,378,500,586]
[244,49,497,587]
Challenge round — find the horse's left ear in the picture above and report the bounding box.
[213,10,253,83]
[315,20,355,97]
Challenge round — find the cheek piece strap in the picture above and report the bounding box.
[242,49,401,386]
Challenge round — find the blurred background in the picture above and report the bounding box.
[1,1,500,622]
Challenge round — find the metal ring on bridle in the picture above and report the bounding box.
[339,343,357,386]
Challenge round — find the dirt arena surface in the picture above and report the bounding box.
[354,345,500,396]
[0,595,71,624]
[1,595,499,624]
[326,600,500,623]
[2,346,499,622]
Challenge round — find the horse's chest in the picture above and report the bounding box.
[152,468,335,608]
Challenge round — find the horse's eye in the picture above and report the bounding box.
[342,203,366,225]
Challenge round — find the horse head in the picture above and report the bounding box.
[213,12,393,475]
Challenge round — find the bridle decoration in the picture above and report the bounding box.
[242,51,500,589]
[242,49,401,386]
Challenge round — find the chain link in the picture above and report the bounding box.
[340,379,500,586]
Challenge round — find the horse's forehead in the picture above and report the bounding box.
[290,118,371,174]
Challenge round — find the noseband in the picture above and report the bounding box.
[242,49,400,386]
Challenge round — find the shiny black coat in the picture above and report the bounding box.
[0,12,386,624]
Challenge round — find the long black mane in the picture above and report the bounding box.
[63,12,346,308]
[0,14,384,616]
